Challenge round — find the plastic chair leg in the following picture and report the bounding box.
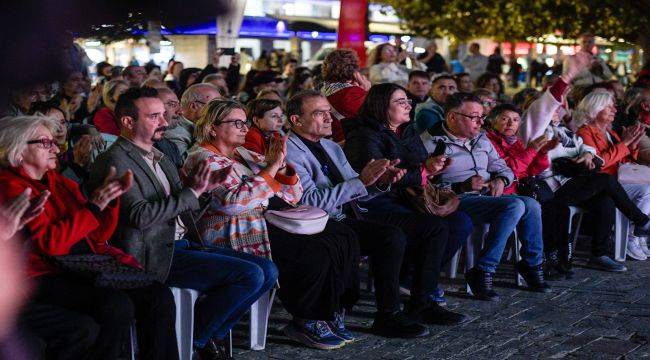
[614,210,630,261]
[171,287,200,360]
[249,289,276,351]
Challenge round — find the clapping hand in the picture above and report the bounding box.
[622,124,645,148]
[0,188,50,241]
[527,135,550,152]
[89,167,133,210]
[265,134,289,174]
[188,160,230,194]
[562,51,594,83]
[359,159,390,187]
[378,159,407,185]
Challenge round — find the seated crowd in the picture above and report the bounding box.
[2,34,650,359]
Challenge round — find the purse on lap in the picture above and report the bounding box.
[405,182,460,218]
[264,205,329,234]
[618,163,650,185]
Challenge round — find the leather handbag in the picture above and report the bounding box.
[552,157,601,178]
[264,205,329,235]
[517,176,554,202]
[405,182,460,217]
[618,163,650,185]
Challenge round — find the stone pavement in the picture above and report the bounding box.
[232,253,650,359]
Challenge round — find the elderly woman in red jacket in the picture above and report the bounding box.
[0,116,179,360]
[486,103,555,194]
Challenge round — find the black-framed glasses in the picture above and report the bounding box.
[27,138,58,149]
[217,119,252,129]
[452,111,486,123]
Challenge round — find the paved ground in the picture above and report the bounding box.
[231,247,650,359]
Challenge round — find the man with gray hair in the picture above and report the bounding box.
[202,73,229,97]
[166,83,221,157]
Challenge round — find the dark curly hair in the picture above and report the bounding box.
[322,49,360,83]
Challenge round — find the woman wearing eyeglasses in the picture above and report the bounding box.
[243,98,285,155]
[343,83,472,324]
[0,116,180,360]
[183,100,362,350]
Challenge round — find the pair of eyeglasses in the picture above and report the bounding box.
[481,100,497,107]
[27,138,58,149]
[310,110,330,120]
[218,119,252,129]
[392,98,413,108]
[452,111,486,123]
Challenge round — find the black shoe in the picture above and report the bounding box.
[407,302,468,326]
[544,252,565,281]
[465,267,500,301]
[515,260,552,293]
[197,339,232,360]
[371,311,429,338]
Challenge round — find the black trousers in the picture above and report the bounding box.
[345,211,448,312]
[542,173,648,257]
[268,221,360,321]
[342,218,406,314]
[20,274,178,360]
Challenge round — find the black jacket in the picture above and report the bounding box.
[343,116,425,189]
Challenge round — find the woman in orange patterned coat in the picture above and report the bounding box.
[183,100,362,350]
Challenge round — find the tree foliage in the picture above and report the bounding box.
[380,0,649,46]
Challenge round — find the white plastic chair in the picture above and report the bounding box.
[614,209,629,261]
[569,207,629,261]
[249,289,276,350]
[458,224,522,294]
[170,287,276,360]
[171,287,200,360]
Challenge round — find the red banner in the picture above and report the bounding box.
[337,0,368,67]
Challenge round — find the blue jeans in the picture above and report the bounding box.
[166,241,278,347]
[458,195,544,273]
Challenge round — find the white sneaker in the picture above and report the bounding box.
[640,237,650,257]
[627,236,648,260]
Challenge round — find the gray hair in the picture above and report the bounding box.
[202,73,224,83]
[0,115,60,167]
[180,83,220,110]
[573,90,614,128]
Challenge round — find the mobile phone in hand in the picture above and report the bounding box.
[432,139,446,157]
[218,47,236,56]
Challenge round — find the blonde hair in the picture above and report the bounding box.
[194,100,246,143]
[573,90,614,128]
[0,115,60,167]
[103,79,128,110]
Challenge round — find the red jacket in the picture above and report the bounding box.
[486,129,549,194]
[576,124,638,175]
[93,107,120,136]
[0,168,125,278]
[325,85,367,142]
[243,126,276,155]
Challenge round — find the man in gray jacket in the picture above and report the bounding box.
[417,92,550,301]
[88,87,277,358]
[285,90,467,339]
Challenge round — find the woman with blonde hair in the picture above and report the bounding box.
[184,100,362,350]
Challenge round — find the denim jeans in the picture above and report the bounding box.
[166,241,278,347]
[458,194,544,273]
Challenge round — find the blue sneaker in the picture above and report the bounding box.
[430,287,447,306]
[327,311,355,343]
[284,320,346,350]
